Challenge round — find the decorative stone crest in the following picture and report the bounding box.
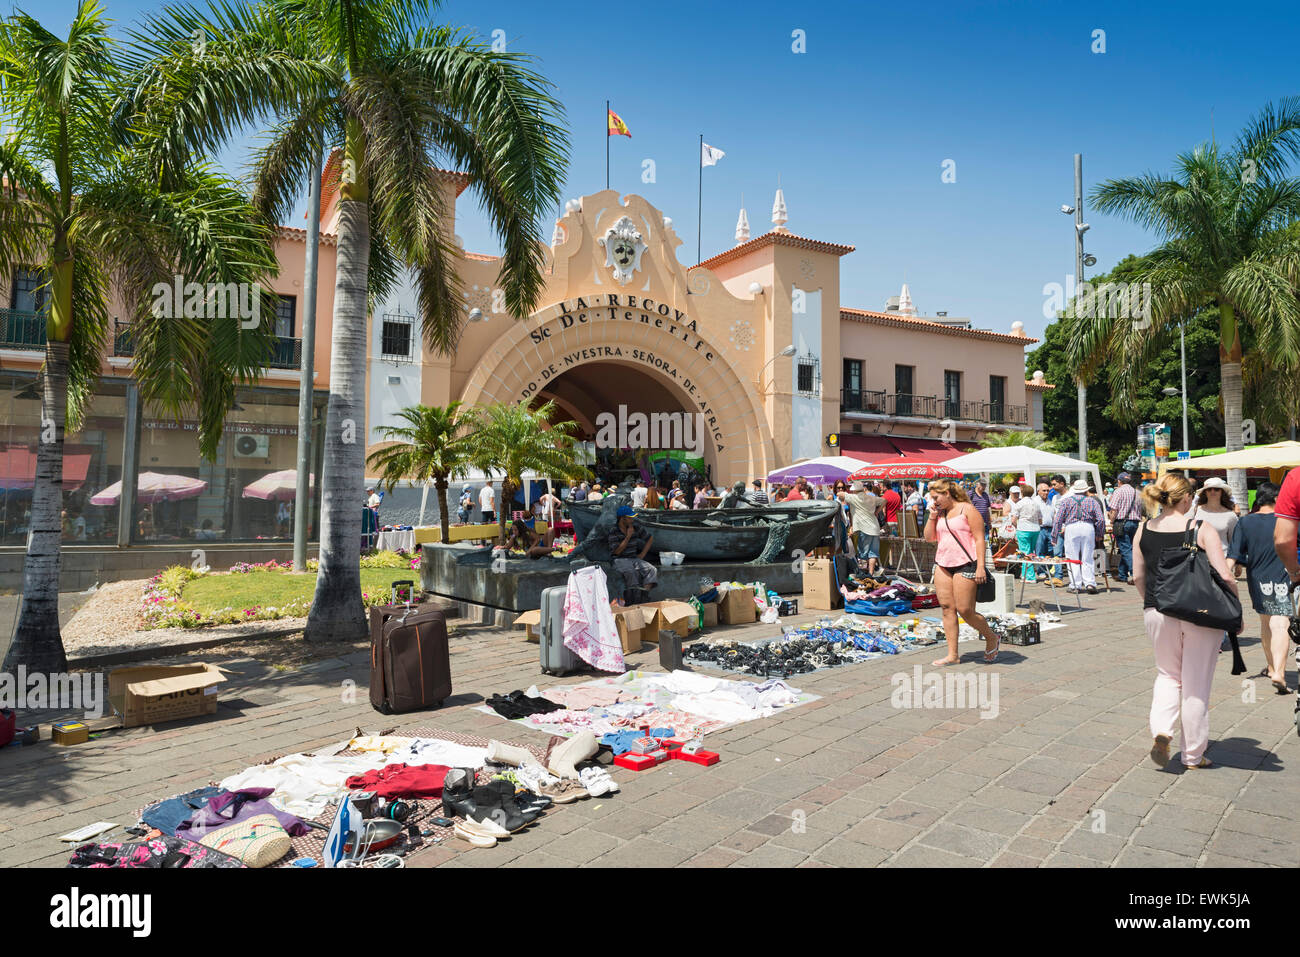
[597,216,648,285]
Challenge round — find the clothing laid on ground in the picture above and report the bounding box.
[177,787,311,837]
[1228,513,1294,615]
[397,738,490,769]
[140,786,225,837]
[563,564,625,673]
[345,735,416,754]
[544,685,629,709]
[218,753,391,818]
[599,728,675,755]
[485,690,565,720]
[345,763,451,799]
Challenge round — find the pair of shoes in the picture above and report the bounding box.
[578,765,619,796]
[440,768,530,832]
[1150,734,1172,768]
[454,820,498,848]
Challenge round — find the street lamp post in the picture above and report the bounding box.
[1073,153,1088,464]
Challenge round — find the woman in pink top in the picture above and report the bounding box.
[924,479,1002,665]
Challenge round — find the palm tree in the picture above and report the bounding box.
[469,400,588,544]
[366,402,472,545]
[123,0,568,641]
[1069,98,1300,502]
[979,430,1060,451]
[0,1,279,672]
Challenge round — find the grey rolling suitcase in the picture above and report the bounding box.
[539,584,583,676]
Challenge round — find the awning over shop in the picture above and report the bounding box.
[0,445,92,492]
[890,438,964,462]
[839,435,900,462]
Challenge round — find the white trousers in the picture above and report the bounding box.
[1064,521,1095,588]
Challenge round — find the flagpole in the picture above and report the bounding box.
[697,133,703,263]
[606,100,610,190]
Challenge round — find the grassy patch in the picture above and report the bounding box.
[182,569,421,618]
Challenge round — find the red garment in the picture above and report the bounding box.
[344,763,450,799]
[783,490,806,501]
[1277,468,1300,520]
[883,489,901,522]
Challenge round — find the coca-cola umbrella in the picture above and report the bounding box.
[847,462,962,482]
[90,471,208,505]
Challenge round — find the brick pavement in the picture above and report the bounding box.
[3,585,1297,868]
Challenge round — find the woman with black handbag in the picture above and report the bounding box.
[1133,473,1240,770]
[924,479,1001,666]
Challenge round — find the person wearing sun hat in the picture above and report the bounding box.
[1052,478,1107,593]
[1195,476,1239,552]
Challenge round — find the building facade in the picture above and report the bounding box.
[0,177,1041,585]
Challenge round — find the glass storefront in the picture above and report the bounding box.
[0,373,324,545]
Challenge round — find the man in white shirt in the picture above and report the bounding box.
[479,483,495,524]
[844,481,884,575]
[630,480,648,508]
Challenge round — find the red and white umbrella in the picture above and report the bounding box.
[90,471,209,506]
[847,462,962,482]
[242,469,313,501]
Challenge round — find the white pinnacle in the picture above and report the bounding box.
[898,283,915,315]
[772,188,788,229]
[735,206,750,244]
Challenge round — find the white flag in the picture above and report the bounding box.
[701,143,725,167]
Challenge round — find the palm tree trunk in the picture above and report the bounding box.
[304,192,369,643]
[499,478,512,544]
[436,476,450,545]
[3,340,70,673]
[1219,302,1248,505]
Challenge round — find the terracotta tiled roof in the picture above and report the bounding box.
[464,252,499,263]
[841,308,1039,345]
[276,225,338,246]
[1026,380,1055,390]
[692,229,855,271]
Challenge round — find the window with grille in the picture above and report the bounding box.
[274,295,296,338]
[796,355,820,396]
[381,314,414,360]
[9,269,46,314]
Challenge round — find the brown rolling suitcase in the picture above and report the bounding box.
[369,582,452,714]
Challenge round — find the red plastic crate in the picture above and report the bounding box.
[613,752,662,771]
[668,748,720,766]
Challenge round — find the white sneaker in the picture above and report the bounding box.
[514,762,559,794]
[578,766,612,797]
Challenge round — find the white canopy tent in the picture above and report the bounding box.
[944,446,1108,508]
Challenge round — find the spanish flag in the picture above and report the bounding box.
[607,109,631,138]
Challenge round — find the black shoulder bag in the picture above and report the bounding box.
[1154,520,1245,671]
[943,510,996,602]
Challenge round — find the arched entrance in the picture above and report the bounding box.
[459,297,777,484]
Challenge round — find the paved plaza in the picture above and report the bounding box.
[3,586,1297,869]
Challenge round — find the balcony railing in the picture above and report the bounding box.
[0,308,46,350]
[841,387,1028,426]
[269,336,302,369]
[114,321,135,357]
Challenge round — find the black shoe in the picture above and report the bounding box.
[471,785,529,832]
[440,767,478,819]
[1086,585,1098,595]
[486,779,542,822]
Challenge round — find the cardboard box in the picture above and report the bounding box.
[701,602,718,628]
[108,664,228,728]
[51,721,89,746]
[718,587,757,625]
[513,608,541,642]
[641,600,700,640]
[803,558,844,610]
[609,602,648,654]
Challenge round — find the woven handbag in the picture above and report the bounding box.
[198,813,291,868]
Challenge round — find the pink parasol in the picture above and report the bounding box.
[847,462,962,482]
[90,471,209,506]
[242,469,313,501]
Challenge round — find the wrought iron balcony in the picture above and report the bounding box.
[0,308,46,350]
[840,388,887,413]
[269,336,302,369]
[841,386,1028,426]
[114,320,135,357]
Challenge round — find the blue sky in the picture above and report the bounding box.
[18,0,1300,340]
